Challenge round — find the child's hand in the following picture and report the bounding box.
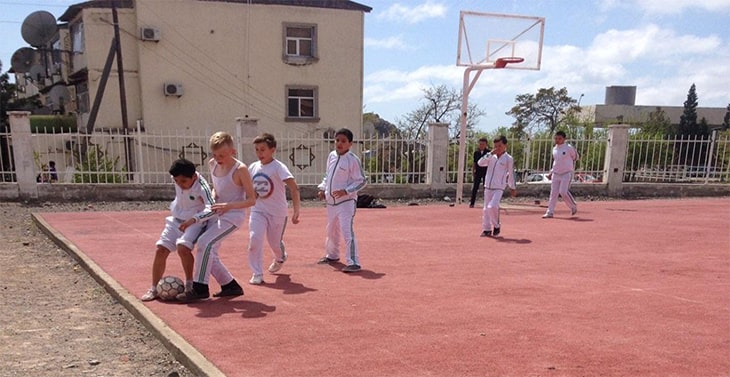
[317,191,325,200]
[292,209,300,224]
[212,203,229,214]
[179,218,195,231]
[332,189,347,199]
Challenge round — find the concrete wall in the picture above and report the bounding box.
[133,0,365,137]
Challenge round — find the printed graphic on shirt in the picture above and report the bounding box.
[252,172,275,199]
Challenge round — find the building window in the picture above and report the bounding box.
[283,24,318,65]
[71,22,84,53]
[286,86,318,122]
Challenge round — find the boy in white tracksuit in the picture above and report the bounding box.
[543,130,578,218]
[316,128,367,273]
[477,135,517,237]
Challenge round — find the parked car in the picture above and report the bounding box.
[573,173,601,183]
[525,173,551,184]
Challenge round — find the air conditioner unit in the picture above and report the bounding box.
[164,82,183,97]
[140,27,160,42]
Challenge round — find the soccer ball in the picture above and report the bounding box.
[156,276,185,301]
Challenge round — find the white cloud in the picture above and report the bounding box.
[377,1,448,24]
[601,0,730,14]
[364,36,407,50]
[588,24,722,64]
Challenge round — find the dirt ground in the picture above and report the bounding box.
[0,201,195,377]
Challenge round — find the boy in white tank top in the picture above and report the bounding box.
[177,131,257,302]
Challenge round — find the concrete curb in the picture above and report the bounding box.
[32,213,226,377]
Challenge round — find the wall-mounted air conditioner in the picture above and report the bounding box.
[140,27,160,42]
[164,82,183,97]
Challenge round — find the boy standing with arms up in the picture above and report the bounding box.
[178,131,257,302]
[543,130,578,218]
[141,159,215,301]
[247,133,301,285]
[317,128,367,273]
[478,135,516,237]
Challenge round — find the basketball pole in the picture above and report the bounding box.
[456,66,487,205]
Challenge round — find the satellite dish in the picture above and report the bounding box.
[21,11,58,47]
[10,47,38,73]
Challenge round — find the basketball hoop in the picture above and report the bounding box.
[495,57,524,68]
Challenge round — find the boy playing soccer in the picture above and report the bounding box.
[141,158,215,301]
[316,128,367,272]
[247,133,301,285]
[177,131,257,302]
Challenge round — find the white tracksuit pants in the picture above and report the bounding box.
[324,200,360,266]
[547,172,576,215]
[482,189,504,231]
[248,211,287,276]
[193,220,238,286]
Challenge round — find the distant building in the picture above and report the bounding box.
[15,0,371,136]
[584,86,726,129]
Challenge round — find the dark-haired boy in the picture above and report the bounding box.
[141,159,215,301]
[316,128,367,272]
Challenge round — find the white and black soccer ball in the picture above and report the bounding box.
[156,276,185,301]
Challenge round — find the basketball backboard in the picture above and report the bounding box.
[457,11,545,70]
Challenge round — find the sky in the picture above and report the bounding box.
[2,0,729,132]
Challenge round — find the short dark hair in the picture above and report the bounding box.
[478,137,488,143]
[253,133,277,148]
[335,128,354,142]
[493,135,508,145]
[169,158,196,178]
[555,130,567,138]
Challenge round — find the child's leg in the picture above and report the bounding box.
[152,245,171,287]
[324,205,341,259]
[177,246,194,283]
[194,221,238,286]
[546,178,561,215]
[153,216,180,287]
[248,211,267,276]
[336,201,359,266]
[482,189,495,231]
[177,222,205,287]
[557,172,577,211]
[487,190,504,229]
[265,214,288,262]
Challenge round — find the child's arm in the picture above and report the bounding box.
[284,177,300,224]
[212,164,256,213]
[345,155,367,194]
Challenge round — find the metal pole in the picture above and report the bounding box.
[112,2,133,177]
[456,66,485,204]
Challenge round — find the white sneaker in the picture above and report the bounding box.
[268,259,284,273]
[268,251,287,273]
[141,287,158,301]
[249,274,264,285]
[542,213,553,219]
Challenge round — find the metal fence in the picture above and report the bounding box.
[625,132,730,183]
[1,126,728,186]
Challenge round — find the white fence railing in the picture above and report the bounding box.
[1,126,729,186]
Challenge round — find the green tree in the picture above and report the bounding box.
[506,87,581,136]
[640,107,674,136]
[676,84,710,166]
[722,103,729,131]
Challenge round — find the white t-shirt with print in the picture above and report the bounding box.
[249,159,294,217]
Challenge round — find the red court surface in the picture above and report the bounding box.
[35,198,730,377]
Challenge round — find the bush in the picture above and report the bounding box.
[30,115,77,133]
